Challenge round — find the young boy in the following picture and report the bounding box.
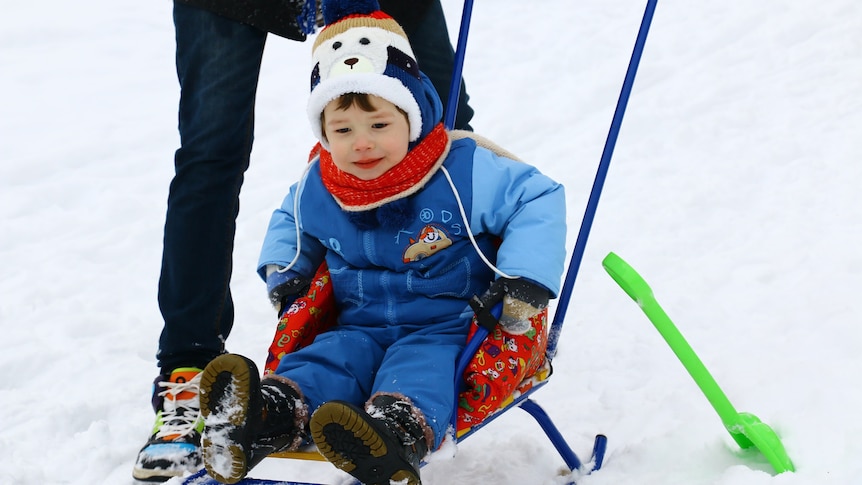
[198,1,567,484]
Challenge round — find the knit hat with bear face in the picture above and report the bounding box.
[307,0,443,149]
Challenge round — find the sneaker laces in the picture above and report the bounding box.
[155,372,202,440]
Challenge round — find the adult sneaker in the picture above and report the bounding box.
[132,368,204,482]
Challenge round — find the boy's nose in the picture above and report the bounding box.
[353,134,374,150]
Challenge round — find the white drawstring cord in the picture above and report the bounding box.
[276,161,315,276]
[275,161,515,281]
[440,166,517,280]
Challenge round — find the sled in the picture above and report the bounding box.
[181,295,607,485]
[180,0,659,482]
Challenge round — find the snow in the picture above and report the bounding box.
[200,377,244,481]
[1,0,861,484]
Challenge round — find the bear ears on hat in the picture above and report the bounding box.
[321,0,382,26]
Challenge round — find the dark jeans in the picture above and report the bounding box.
[381,0,473,130]
[157,1,474,372]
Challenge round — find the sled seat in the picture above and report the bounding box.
[258,262,607,477]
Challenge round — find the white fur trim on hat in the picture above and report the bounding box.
[308,73,422,149]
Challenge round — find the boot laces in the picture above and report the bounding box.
[155,372,202,439]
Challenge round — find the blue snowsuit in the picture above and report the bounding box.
[258,135,566,446]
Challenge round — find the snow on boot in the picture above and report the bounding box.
[199,354,306,484]
[132,368,204,482]
[310,396,429,485]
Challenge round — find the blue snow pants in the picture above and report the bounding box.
[275,312,473,448]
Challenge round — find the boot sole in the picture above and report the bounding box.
[199,354,259,484]
[309,401,420,485]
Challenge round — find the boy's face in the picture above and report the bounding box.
[322,95,410,181]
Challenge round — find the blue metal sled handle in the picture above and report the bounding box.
[443,0,474,129]
[548,0,658,360]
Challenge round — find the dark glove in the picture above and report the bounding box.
[266,267,311,317]
[475,277,550,335]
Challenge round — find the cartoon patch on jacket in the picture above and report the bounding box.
[402,224,452,262]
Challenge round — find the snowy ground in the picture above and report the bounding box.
[2,0,861,484]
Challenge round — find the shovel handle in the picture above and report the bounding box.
[602,253,743,429]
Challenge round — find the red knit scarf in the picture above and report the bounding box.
[319,123,450,211]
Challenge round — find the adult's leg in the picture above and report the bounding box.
[383,0,474,131]
[157,2,268,372]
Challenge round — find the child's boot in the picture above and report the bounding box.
[199,354,307,484]
[310,395,430,485]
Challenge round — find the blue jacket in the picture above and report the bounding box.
[258,136,567,327]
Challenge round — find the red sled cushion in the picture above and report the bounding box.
[262,264,549,436]
[456,310,548,434]
[263,262,338,375]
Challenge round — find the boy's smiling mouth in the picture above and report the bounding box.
[354,158,383,169]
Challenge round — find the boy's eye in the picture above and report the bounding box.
[372,122,388,129]
[334,127,351,134]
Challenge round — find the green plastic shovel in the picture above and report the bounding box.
[601,251,794,474]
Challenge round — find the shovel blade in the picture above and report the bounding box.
[735,412,795,473]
